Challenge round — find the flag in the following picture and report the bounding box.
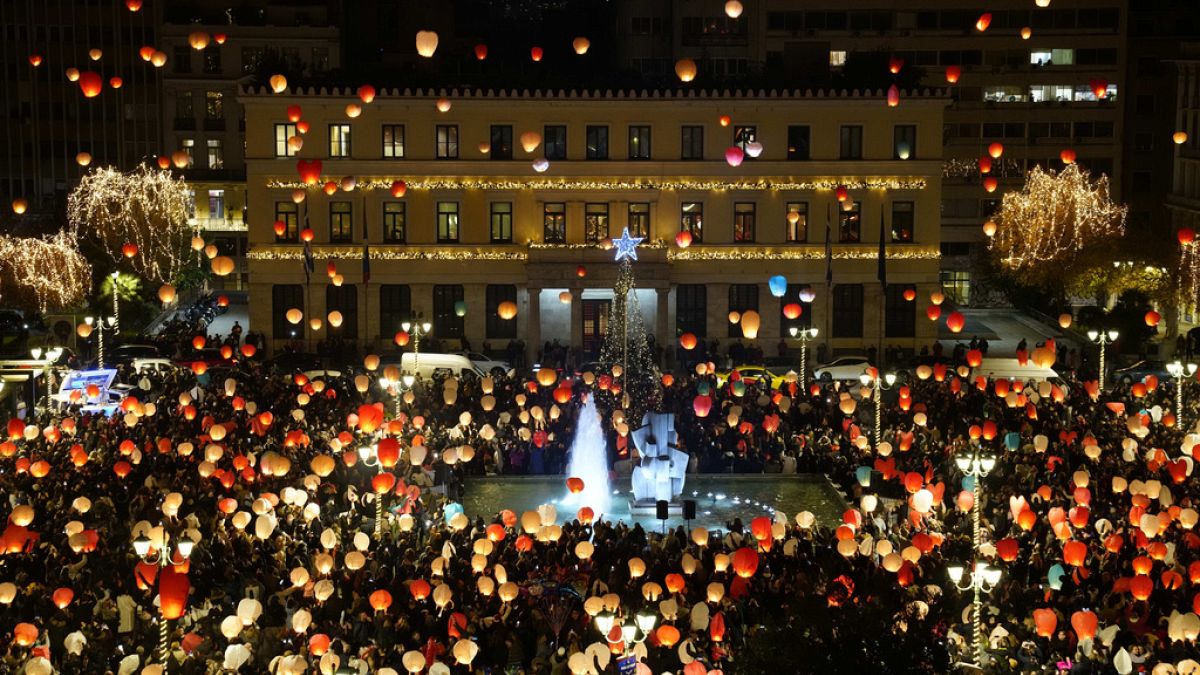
[362,242,371,284]
[877,209,887,288]
[824,203,833,286]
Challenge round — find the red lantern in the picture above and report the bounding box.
[988,142,1004,159]
[751,516,772,542]
[390,180,407,198]
[126,0,143,10]
[214,33,227,44]
[983,177,999,193]
[394,331,410,347]
[976,12,992,31]
[656,624,681,647]
[1179,228,1196,246]
[159,567,190,619]
[357,404,384,434]
[576,265,587,277]
[679,332,698,350]
[296,120,310,134]
[530,46,543,62]
[309,634,331,655]
[240,343,256,359]
[997,538,1019,562]
[109,76,123,89]
[300,228,314,242]
[1063,540,1087,567]
[835,185,849,202]
[53,587,75,608]
[945,66,961,83]
[372,472,396,494]
[902,287,916,301]
[1091,79,1109,98]
[474,44,488,60]
[369,589,392,611]
[273,220,287,237]
[296,159,322,185]
[192,335,206,350]
[1060,148,1077,164]
[1130,574,1153,601]
[577,507,594,525]
[78,71,103,97]
[886,85,900,107]
[1071,610,1098,640]
[409,579,431,601]
[966,349,982,367]
[731,547,759,578]
[566,477,585,494]
[377,438,400,468]
[888,56,904,74]
[675,230,693,249]
[1145,310,1161,327]
[665,573,685,594]
[358,85,376,103]
[946,311,965,333]
[217,295,229,307]
[978,156,993,174]
[287,105,302,122]
[1033,608,1057,637]
[114,461,133,478]
[122,242,139,258]
[926,304,941,321]
[13,623,38,646]
[692,395,712,418]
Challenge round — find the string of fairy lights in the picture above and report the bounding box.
[266,177,929,193]
[247,244,941,262]
[67,164,193,284]
[0,232,91,311]
[988,164,1126,278]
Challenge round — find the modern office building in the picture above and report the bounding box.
[241,86,946,363]
[614,0,1128,305]
[159,1,340,291]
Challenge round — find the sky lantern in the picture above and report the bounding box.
[740,310,760,338]
[566,477,584,494]
[1033,608,1057,637]
[139,46,154,61]
[1180,228,1196,246]
[573,37,590,54]
[725,0,743,18]
[29,55,42,67]
[976,12,992,31]
[188,31,210,50]
[109,76,123,89]
[1145,310,1161,327]
[286,105,302,122]
[835,185,849,202]
[983,177,998,193]
[675,230,693,248]
[296,159,322,185]
[1175,131,1189,145]
[945,66,961,83]
[530,46,543,61]
[675,58,697,82]
[269,74,287,93]
[1091,79,1109,98]
[946,311,965,333]
[679,332,697,350]
[888,56,903,74]
[214,33,227,44]
[369,589,392,612]
[783,303,802,319]
[358,84,376,103]
[886,85,900,107]
[497,301,517,320]
[53,587,74,609]
[11,198,27,214]
[415,30,439,57]
[436,98,452,112]
[1060,148,1077,164]
[978,156,992,174]
[725,146,745,167]
[988,142,1004,159]
[151,50,167,67]
[732,547,759,578]
[474,44,488,60]
[126,0,142,10]
[693,395,712,417]
[391,180,407,198]
[78,71,103,97]
[159,567,191,619]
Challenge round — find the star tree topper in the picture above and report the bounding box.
[612,226,644,262]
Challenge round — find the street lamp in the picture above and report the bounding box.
[402,320,433,376]
[596,608,657,652]
[859,371,896,447]
[378,373,416,419]
[1167,361,1198,429]
[356,443,389,540]
[789,326,819,384]
[955,449,996,555]
[948,561,1003,668]
[1086,329,1119,386]
[132,525,196,674]
[111,271,120,335]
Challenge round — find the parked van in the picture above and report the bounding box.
[398,353,484,379]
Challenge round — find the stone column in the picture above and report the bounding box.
[527,287,541,366]
[656,286,671,369]
[570,287,583,349]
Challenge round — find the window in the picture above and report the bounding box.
[891,202,915,242]
[311,47,329,72]
[940,270,971,305]
[486,285,518,339]
[436,125,459,159]
[206,139,223,169]
[205,91,223,119]
[326,284,358,339]
[433,285,464,338]
[586,125,609,159]
[628,125,651,159]
[383,202,406,242]
[180,139,195,167]
[1030,48,1074,66]
[728,284,759,338]
[681,202,703,242]
[885,285,916,338]
[173,46,191,74]
[840,125,863,160]
[490,125,513,160]
[787,125,811,160]
[984,85,1029,102]
[379,285,411,338]
[274,202,298,242]
[329,124,351,157]
[207,190,225,219]
[382,125,405,158]
[628,203,650,239]
[681,125,704,160]
[241,46,263,74]
[786,202,808,242]
[676,285,707,339]
[830,50,847,67]
[894,125,917,160]
[733,125,757,154]
[544,125,567,160]
[838,202,862,243]
[585,203,610,243]
[490,202,512,243]
[437,202,459,243]
[734,202,756,242]
[330,202,352,242]
[272,285,304,339]
[780,283,813,335]
[203,48,221,74]
[544,203,566,243]
[832,284,864,338]
[176,91,194,119]
[274,123,298,157]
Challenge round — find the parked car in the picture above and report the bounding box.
[131,358,179,377]
[397,352,484,379]
[109,344,165,366]
[1110,359,1173,386]
[813,356,873,382]
[454,351,512,376]
[714,365,786,389]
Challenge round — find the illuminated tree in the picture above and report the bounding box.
[67,163,193,283]
[987,164,1127,288]
[0,232,91,311]
[597,249,661,429]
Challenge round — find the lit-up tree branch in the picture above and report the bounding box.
[0,232,92,310]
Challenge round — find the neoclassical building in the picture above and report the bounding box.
[241,85,946,363]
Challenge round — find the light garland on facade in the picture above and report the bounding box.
[67,164,192,283]
[0,232,91,311]
[988,164,1126,278]
[1181,244,1200,310]
[528,240,669,250]
[668,246,940,261]
[248,246,530,262]
[943,158,1023,178]
[266,177,928,192]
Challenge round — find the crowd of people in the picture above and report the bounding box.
[3,328,1200,675]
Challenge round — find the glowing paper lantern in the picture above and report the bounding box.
[725,146,745,167]
[1176,131,1189,145]
[415,31,439,57]
[497,301,518,320]
[573,37,590,54]
[269,74,288,93]
[675,58,698,82]
[976,12,992,31]
[945,66,961,83]
[78,71,103,97]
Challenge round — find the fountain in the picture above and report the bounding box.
[562,395,611,516]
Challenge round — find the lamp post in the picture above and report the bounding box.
[789,326,819,384]
[357,442,389,539]
[1168,361,1198,429]
[111,271,120,336]
[379,373,415,419]
[401,319,433,376]
[29,348,41,410]
[133,526,196,674]
[1086,329,1118,386]
[859,371,896,447]
[955,448,996,559]
[948,561,1002,668]
[595,608,657,653]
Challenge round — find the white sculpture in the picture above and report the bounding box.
[630,412,687,504]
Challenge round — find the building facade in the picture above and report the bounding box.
[160,5,339,291]
[615,0,1127,305]
[242,87,945,363]
[1168,47,1200,235]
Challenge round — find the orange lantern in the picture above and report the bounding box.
[159,567,190,619]
[566,477,585,494]
[679,332,698,350]
[731,547,759,578]
[1033,608,1057,637]
[369,589,393,611]
[53,587,75,608]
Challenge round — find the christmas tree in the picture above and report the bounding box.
[598,229,661,429]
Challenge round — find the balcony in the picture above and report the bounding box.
[189,216,246,232]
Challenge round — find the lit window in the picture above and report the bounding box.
[829,50,847,67]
